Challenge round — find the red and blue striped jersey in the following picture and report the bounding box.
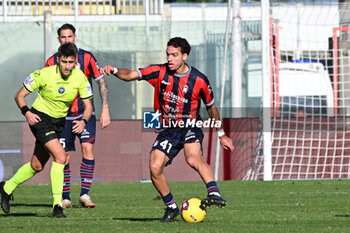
[139,64,214,125]
[45,48,103,118]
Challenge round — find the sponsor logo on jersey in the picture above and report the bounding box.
[163,91,188,104]
[58,87,65,94]
[161,80,171,85]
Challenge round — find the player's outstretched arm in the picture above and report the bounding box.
[207,104,234,152]
[100,65,139,82]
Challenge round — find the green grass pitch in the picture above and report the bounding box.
[1,180,350,233]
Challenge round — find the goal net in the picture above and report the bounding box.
[244,1,350,180]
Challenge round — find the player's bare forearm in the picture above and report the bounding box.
[100,65,139,81]
[207,104,234,151]
[97,78,109,106]
[73,99,93,134]
[207,104,222,130]
[14,87,30,109]
[82,99,93,122]
[96,78,111,128]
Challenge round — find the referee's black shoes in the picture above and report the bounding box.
[0,181,12,214]
[52,204,66,218]
[201,195,227,209]
[160,206,180,222]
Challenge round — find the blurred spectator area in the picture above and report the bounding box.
[0,0,163,16]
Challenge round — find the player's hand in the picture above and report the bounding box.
[72,120,86,134]
[100,65,115,76]
[100,109,110,129]
[219,135,234,152]
[25,111,41,126]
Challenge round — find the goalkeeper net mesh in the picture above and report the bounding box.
[244,1,350,180]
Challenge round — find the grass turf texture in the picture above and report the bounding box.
[1,180,350,233]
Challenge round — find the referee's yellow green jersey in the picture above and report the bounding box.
[23,65,93,118]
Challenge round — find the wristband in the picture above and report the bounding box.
[20,106,30,116]
[217,129,225,137]
[113,67,118,74]
[82,119,88,125]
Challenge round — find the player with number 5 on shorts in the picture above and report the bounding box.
[0,43,93,218]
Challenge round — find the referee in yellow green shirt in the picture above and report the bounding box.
[0,42,93,218]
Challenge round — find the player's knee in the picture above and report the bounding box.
[31,163,44,172]
[185,155,201,168]
[81,144,94,159]
[149,161,163,176]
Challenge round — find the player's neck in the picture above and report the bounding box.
[175,63,189,75]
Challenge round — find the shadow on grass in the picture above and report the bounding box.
[12,203,52,207]
[113,217,160,222]
[334,215,350,218]
[1,213,37,217]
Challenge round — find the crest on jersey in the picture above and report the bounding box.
[208,85,213,94]
[58,87,65,94]
[183,85,189,94]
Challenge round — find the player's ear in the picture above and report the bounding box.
[74,35,78,43]
[183,53,188,62]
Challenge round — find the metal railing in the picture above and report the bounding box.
[1,0,163,21]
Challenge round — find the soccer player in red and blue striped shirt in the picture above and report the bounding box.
[100,37,234,222]
[46,24,110,209]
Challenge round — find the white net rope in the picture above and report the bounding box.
[244,1,350,180]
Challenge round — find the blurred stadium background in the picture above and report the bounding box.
[1,0,350,184]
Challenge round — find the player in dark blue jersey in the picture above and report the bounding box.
[101,37,234,222]
[46,23,110,208]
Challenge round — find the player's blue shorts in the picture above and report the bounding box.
[151,127,204,166]
[59,115,96,152]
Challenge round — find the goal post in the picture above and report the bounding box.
[262,0,272,181]
[245,1,350,181]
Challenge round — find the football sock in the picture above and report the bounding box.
[51,161,64,207]
[62,163,71,200]
[162,192,177,209]
[80,158,95,197]
[206,181,221,196]
[4,162,37,195]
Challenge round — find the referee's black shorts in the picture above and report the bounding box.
[29,108,66,145]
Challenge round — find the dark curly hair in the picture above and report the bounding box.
[167,37,191,55]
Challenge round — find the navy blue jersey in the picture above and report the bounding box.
[139,64,214,125]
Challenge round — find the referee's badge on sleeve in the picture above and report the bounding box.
[87,84,93,95]
[24,75,34,87]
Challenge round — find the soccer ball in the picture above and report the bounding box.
[181,197,206,223]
